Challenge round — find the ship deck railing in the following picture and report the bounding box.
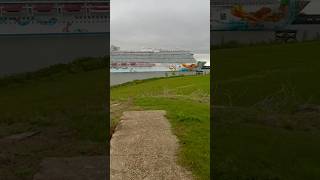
[0,1,109,17]
[0,1,108,3]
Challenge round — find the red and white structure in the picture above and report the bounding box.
[0,1,109,35]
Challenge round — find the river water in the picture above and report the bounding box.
[0,34,108,76]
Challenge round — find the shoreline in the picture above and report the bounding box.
[110,71,210,86]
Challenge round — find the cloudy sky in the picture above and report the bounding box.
[111,0,210,53]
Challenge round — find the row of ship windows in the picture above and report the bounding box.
[0,20,108,24]
[113,55,191,57]
[75,16,108,19]
[112,57,191,59]
[0,16,108,20]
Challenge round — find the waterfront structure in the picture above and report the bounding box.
[110,46,199,72]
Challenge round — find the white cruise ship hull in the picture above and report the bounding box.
[111,47,198,73]
[0,1,109,75]
[110,63,198,73]
[0,20,108,35]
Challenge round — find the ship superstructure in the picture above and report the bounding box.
[0,0,109,35]
[110,46,198,72]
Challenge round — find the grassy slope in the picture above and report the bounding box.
[0,69,108,141]
[213,41,320,179]
[0,59,108,179]
[111,75,210,179]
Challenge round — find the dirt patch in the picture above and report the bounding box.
[110,110,192,179]
[0,126,105,180]
[0,131,40,143]
[110,100,142,139]
[33,156,107,180]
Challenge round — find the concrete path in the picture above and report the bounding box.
[110,110,192,180]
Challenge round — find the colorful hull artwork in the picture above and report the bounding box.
[110,63,199,73]
[211,0,310,31]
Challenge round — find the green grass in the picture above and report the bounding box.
[111,75,210,180]
[213,41,320,179]
[0,58,108,179]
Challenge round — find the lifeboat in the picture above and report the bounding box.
[63,3,83,12]
[136,62,154,67]
[89,3,109,13]
[2,4,24,13]
[33,4,54,13]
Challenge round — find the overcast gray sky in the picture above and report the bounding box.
[111,0,210,53]
[111,0,319,53]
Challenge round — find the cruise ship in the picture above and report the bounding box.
[211,0,310,31]
[110,46,200,73]
[0,1,109,76]
[0,0,109,35]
